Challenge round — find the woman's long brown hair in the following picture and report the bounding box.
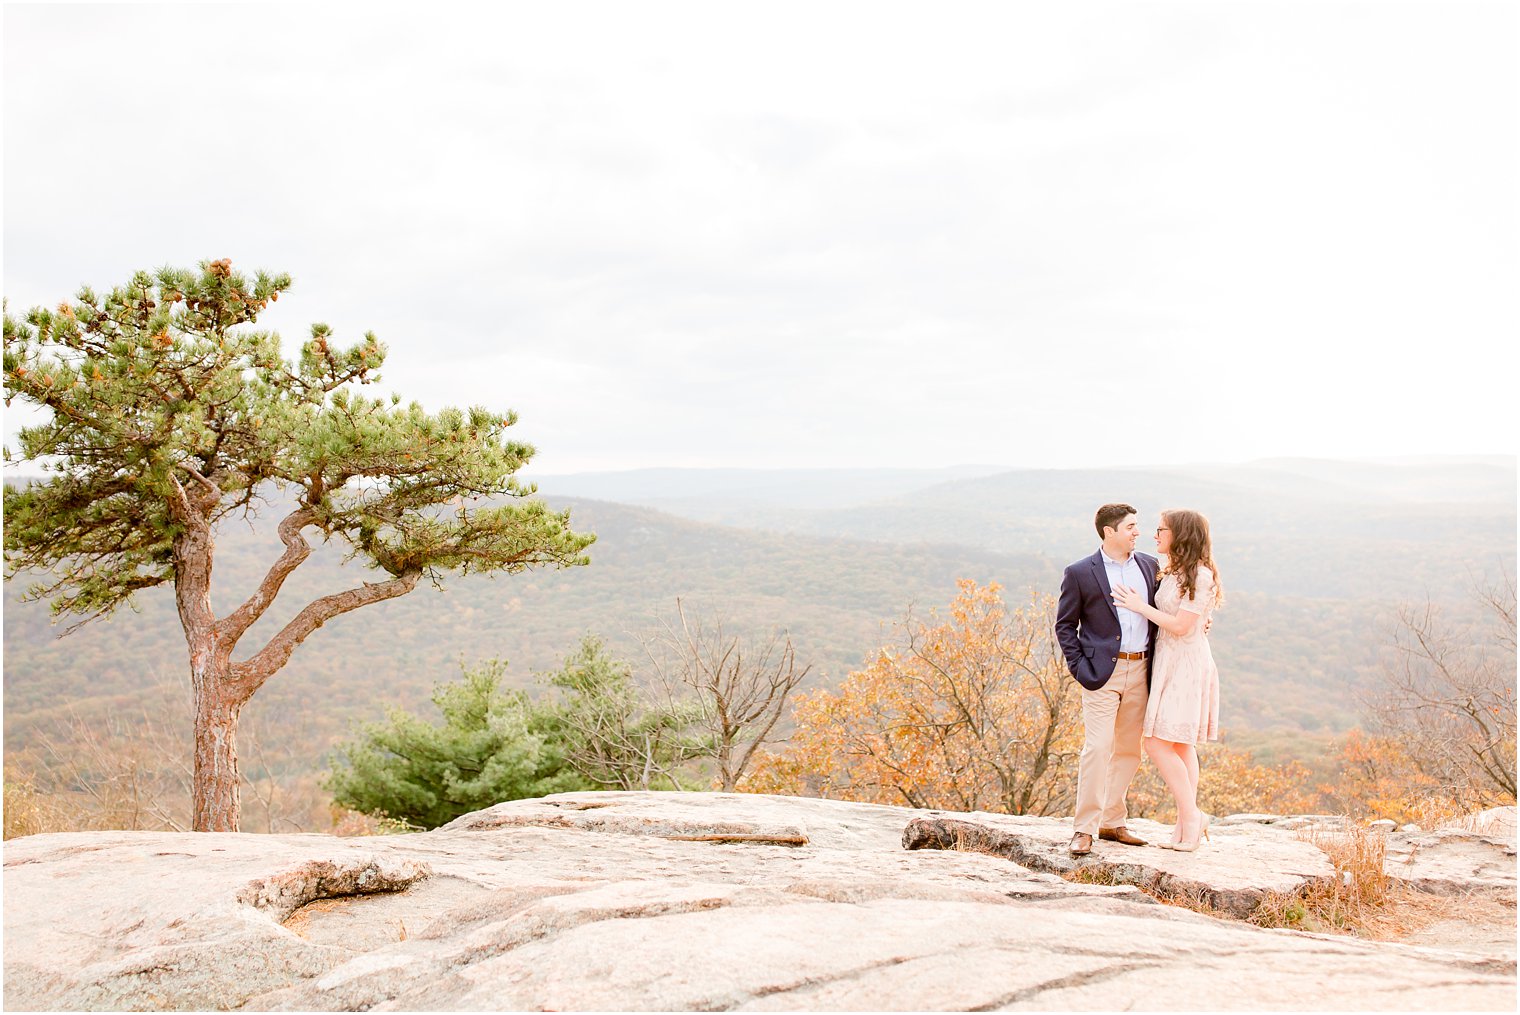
[1161,509,1223,606]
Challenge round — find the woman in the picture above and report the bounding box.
[1111,509,1222,852]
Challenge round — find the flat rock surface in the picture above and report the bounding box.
[1382,828,1518,895]
[4,791,1515,1011]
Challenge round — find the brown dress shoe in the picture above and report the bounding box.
[1068,832,1093,855]
[1098,826,1147,846]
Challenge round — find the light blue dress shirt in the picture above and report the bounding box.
[1100,548,1148,652]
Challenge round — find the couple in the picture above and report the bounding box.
[1055,502,1222,855]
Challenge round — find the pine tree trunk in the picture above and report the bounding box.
[171,483,244,833]
[164,477,422,830]
[191,672,244,832]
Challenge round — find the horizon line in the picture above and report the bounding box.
[4,452,1515,481]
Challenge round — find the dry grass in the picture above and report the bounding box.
[1258,881,1517,946]
[1147,880,1230,918]
[1128,821,1502,944]
[3,779,68,839]
[4,774,418,838]
[1063,863,1121,886]
[1251,832,1515,945]
[1430,804,1516,837]
[1396,794,1482,832]
[1248,821,1394,935]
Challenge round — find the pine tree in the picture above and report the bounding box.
[3,260,595,831]
[547,635,710,790]
[327,659,589,829]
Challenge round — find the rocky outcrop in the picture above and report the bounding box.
[3,792,1515,1011]
[903,810,1518,917]
[902,812,1336,918]
[1445,806,1518,839]
[1385,827,1518,896]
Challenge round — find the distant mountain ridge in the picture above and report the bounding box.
[528,459,1516,600]
[520,464,1011,510]
[526,457,1515,511]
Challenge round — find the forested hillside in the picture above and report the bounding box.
[5,458,1514,784]
[3,495,1045,764]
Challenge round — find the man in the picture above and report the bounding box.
[1055,503,1157,855]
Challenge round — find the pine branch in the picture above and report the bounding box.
[230,571,422,699]
[216,506,318,648]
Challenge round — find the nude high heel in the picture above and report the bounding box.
[1173,813,1209,852]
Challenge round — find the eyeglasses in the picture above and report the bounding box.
[1155,527,1170,534]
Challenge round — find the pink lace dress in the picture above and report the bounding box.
[1142,565,1219,744]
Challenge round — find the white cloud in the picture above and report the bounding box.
[5,1,1515,472]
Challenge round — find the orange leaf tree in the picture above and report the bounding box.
[743,581,1081,815]
[1320,729,1452,824]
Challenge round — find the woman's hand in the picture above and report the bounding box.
[1111,584,1146,612]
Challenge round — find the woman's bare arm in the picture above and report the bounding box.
[1111,584,1201,638]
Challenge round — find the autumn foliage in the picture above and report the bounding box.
[742,579,1329,819]
[742,581,1082,815]
[742,578,1512,825]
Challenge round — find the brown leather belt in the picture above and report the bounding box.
[1117,651,1147,661]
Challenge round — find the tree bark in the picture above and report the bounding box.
[167,470,244,832]
[191,676,245,832]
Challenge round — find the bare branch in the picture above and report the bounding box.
[1371,580,1517,806]
[641,599,811,791]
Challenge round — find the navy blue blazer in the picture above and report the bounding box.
[1055,549,1159,691]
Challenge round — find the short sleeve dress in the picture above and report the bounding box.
[1141,564,1220,745]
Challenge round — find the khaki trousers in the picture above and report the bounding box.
[1073,657,1148,835]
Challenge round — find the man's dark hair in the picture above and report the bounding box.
[1095,503,1137,539]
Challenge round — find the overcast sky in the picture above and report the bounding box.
[4,1,1516,474]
